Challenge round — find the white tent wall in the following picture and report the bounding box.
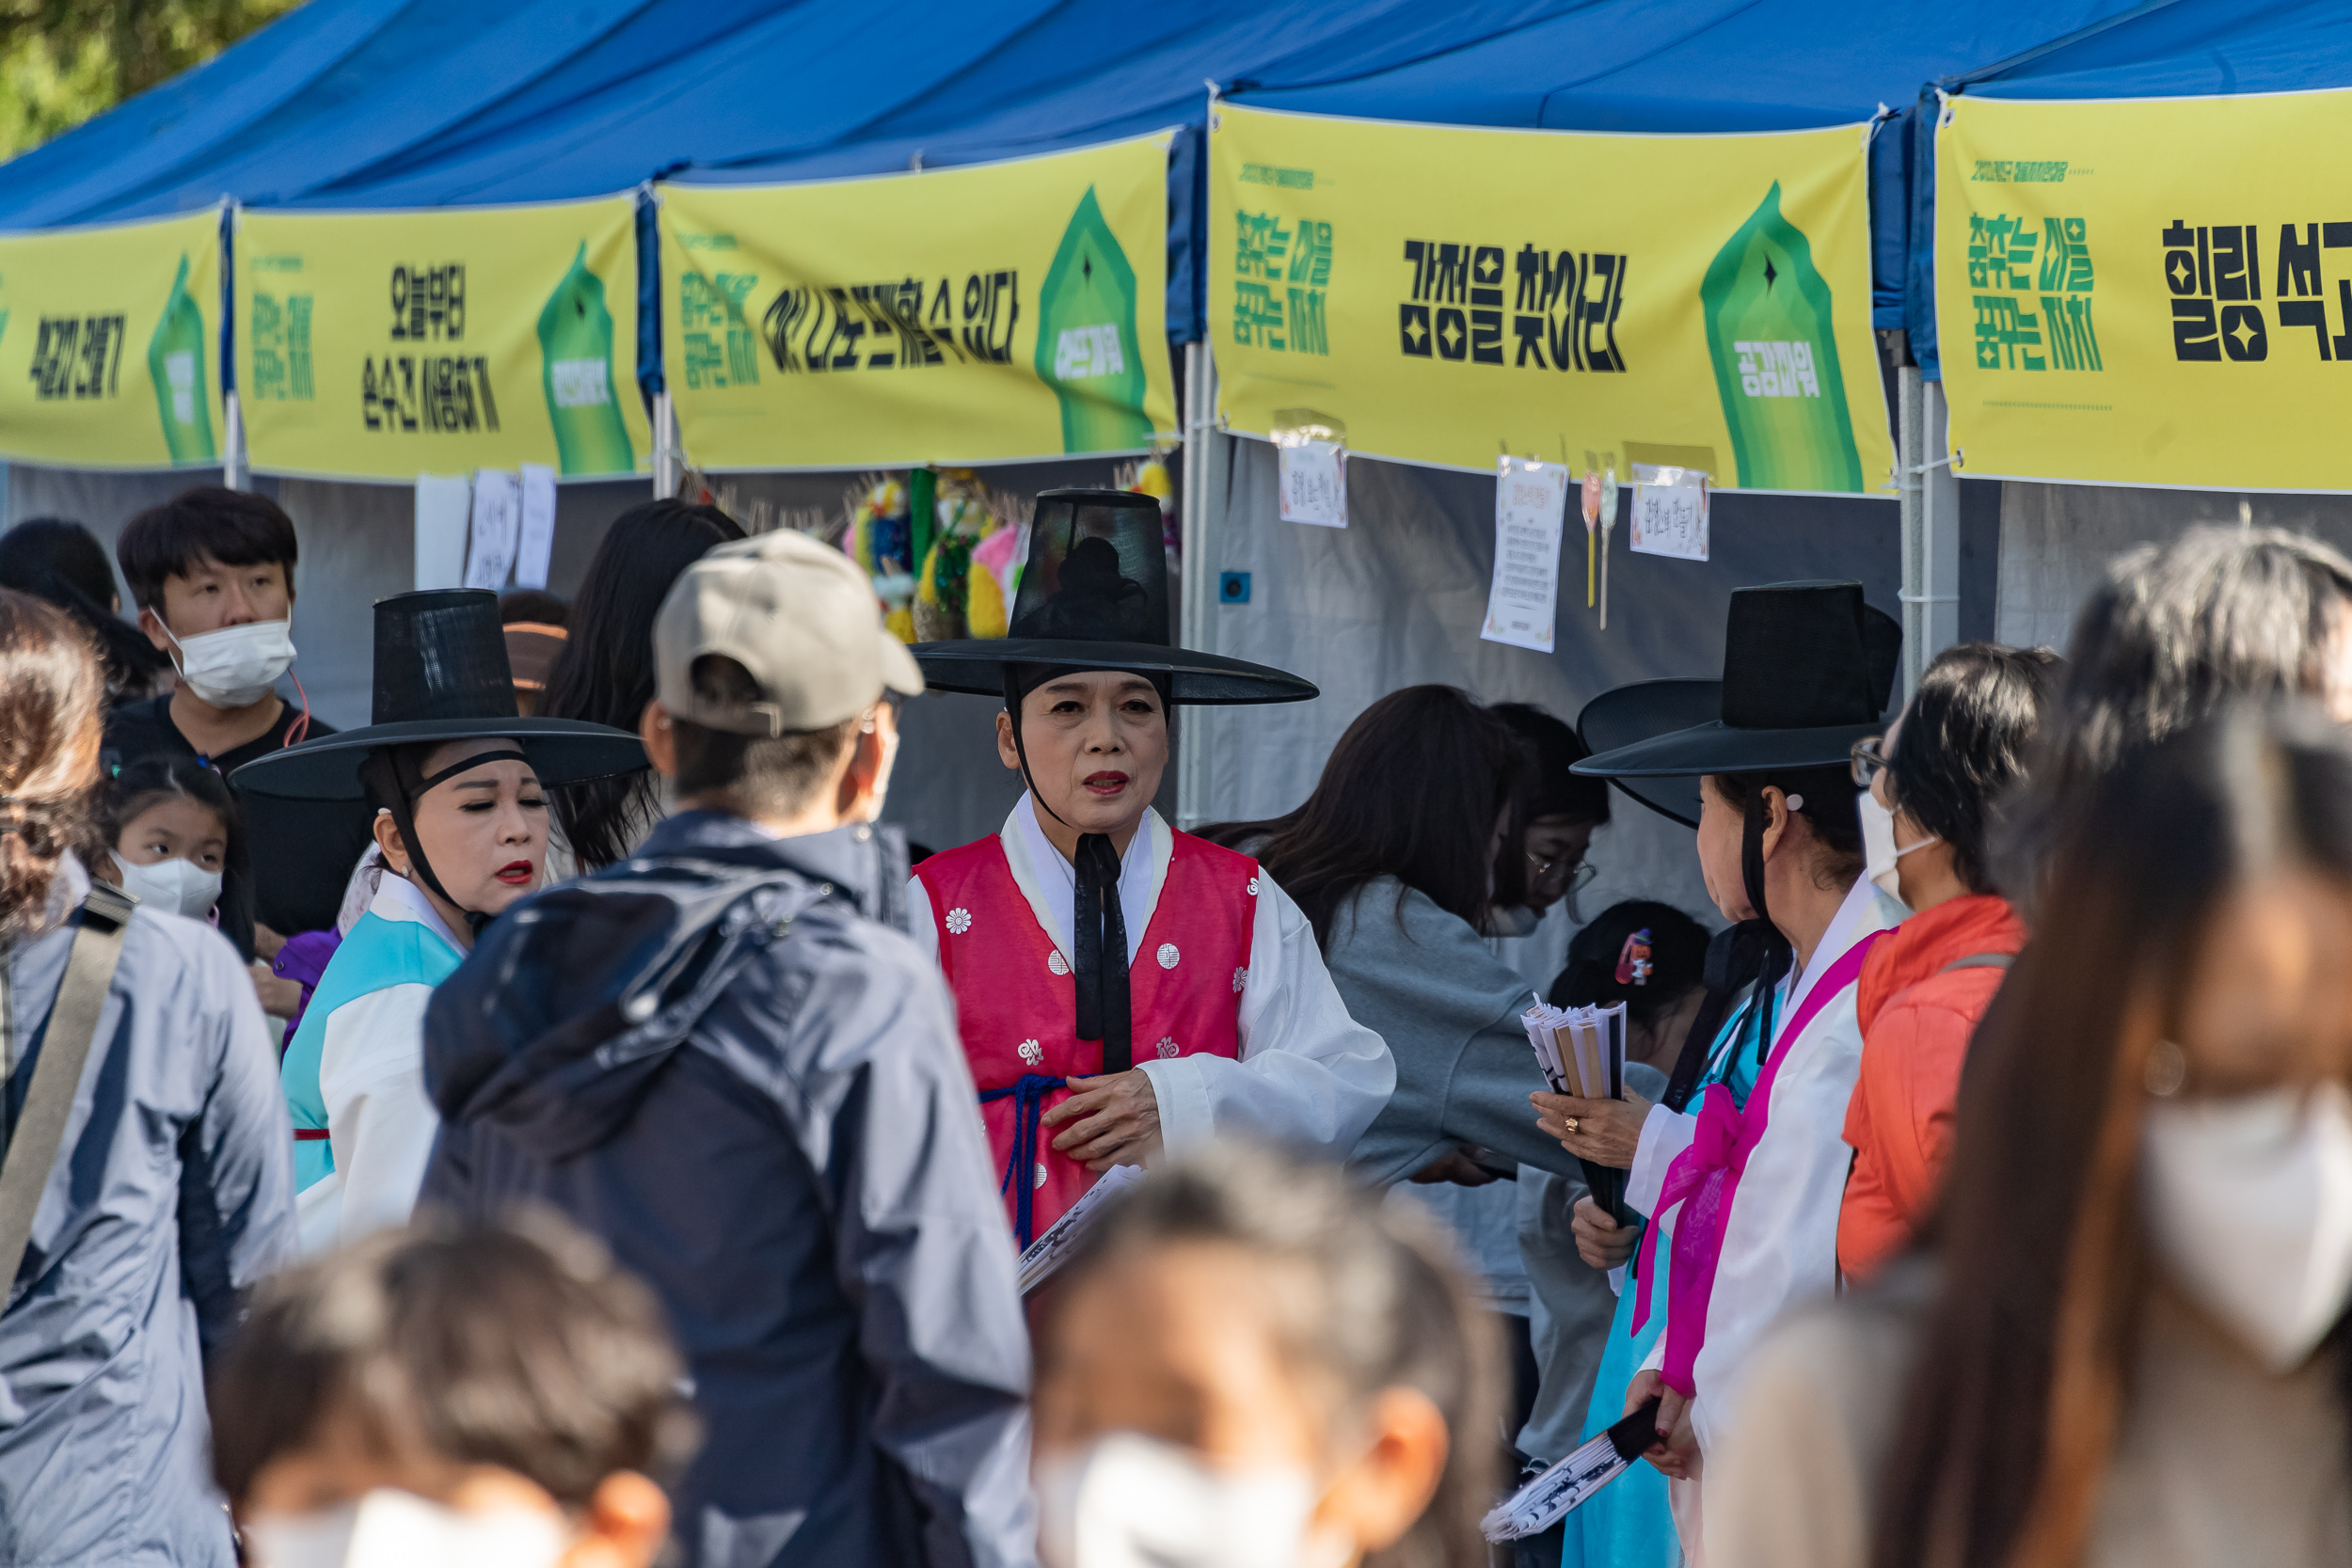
[1184,436,1911,990]
[1995,482,2352,652]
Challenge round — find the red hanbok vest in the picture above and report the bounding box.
[918,825,1260,1244]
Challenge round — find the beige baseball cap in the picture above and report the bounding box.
[653,529,923,736]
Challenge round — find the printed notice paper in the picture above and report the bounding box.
[1629,463,1709,562]
[1483,457,1570,651]
[516,463,558,590]
[464,468,522,591]
[1278,439,1347,527]
[414,472,473,591]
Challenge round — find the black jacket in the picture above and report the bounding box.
[421,812,1035,1568]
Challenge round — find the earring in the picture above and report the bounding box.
[2145,1038,2189,1098]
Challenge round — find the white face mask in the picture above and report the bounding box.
[1856,788,1940,905]
[111,850,222,920]
[2143,1081,2352,1370]
[242,1487,566,1568]
[1037,1433,1350,1568]
[163,618,295,709]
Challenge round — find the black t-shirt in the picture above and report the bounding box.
[102,694,377,950]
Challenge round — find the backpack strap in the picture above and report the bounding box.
[1935,953,2014,976]
[0,882,134,1305]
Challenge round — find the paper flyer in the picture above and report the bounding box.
[1483,456,1570,651]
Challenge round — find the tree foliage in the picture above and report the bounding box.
[0,0,305,160]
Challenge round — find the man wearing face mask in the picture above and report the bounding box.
[103,487,375,961]
[418,531,1037,1568]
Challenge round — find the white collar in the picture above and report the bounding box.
[367,869,467,956]
[1001,794,1171,968]
[1787,874,1895,1017]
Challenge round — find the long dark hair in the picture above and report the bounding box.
[104,755,252,956]
[541,500,743,869]
[1872,705,2352,1568]
[0,592,106,942]
[1549,899,1708,1024]
[0,517,169,696]
[1041,1146,1500,1568]
[1199,686,1530,945]
[1886,641,2060,895]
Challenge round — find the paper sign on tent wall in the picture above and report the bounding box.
[1935,88,2352,491]
[414,473,472,590]
[236,198,649,482]
[1483,457,1570,651]
[1279,440,1347,526]
[515,464,557,589]
[1629,464,1708,561]
[465,469,522,590]
[660,134,1176,470]
[0,209,228,469]
[1209,103,1890,494]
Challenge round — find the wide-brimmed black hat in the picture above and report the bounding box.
[232,589,647,801]
[1575,679,1723,828]
[1572,581,1899,785]
[909,488,1316,705]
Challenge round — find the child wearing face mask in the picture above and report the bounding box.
[1033,1144,1498,1568]
[209,1214,698,1568]
[98,756,304,1024]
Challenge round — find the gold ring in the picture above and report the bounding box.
[1565,1117,1581,1134]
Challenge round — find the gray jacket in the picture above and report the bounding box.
[421,812,1034,1568]
[1335,878,1584,1185]
[0,863,297,1566]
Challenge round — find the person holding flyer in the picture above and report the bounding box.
[1563,582,1904,1563]
[906,489,1392,1249]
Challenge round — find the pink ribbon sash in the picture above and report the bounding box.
[1630,927,1886,1396]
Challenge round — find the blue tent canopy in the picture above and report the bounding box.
[1906,0,2352,376]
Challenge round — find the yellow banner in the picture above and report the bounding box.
[1209,104,1890,494]
[235,197,649,481]
[660,135,1176,470]
[0,210,227,470]
[1936,90,2352,490]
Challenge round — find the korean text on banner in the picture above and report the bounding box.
[0,210,226,469]
[236,198,649,482]
[1936,90,2352,491]
[660,135,1177,471]
[1210,104,1890,494]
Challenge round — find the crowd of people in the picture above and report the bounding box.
[0,478,2344,1568]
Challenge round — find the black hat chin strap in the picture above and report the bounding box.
[1734,791,1794,1068]
[1002,668,1072,831]
[383,747,531,937]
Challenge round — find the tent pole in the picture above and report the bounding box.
[1921,379,1962,666]
[1898,365,1924,699]
[653,390,679,499]
[1176,341,1221,830]
[224,391,247,492]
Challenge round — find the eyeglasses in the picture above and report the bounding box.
[1527,851,1598,894]
[1850,736,1890,790]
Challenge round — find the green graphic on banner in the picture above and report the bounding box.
[537,242,633,476]
[1700,182,1860,493]
[149,254,216,463]
[1034,187,1151,454]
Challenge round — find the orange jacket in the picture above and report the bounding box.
[1837,893,2027,1282]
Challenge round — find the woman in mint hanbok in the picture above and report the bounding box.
[233,589,644,1255]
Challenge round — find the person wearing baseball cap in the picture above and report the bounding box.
[417,527,1035,1568]
[905,488,1394,1250]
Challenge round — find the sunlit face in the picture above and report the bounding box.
[997,672,1170,836]
[1521,816,1597,913]
[1695,775,1756,923]
[145,554,292,642]
[115,795,228,874]
[392,741,548,919]
[2170,871,2352,1099]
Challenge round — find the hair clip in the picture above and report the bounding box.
[1615,927,1654,987]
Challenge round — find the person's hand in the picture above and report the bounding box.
[1409,1146,1503,1186]
[1533,1088,1652,1169]
[250,963,304,1020]
[1571,1196,1636,1269]
[1043,1070,1162,1171]
[251,923,288,962]
[1624,1370,1702,1481]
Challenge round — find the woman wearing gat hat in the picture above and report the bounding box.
[907,490,1394,1248]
